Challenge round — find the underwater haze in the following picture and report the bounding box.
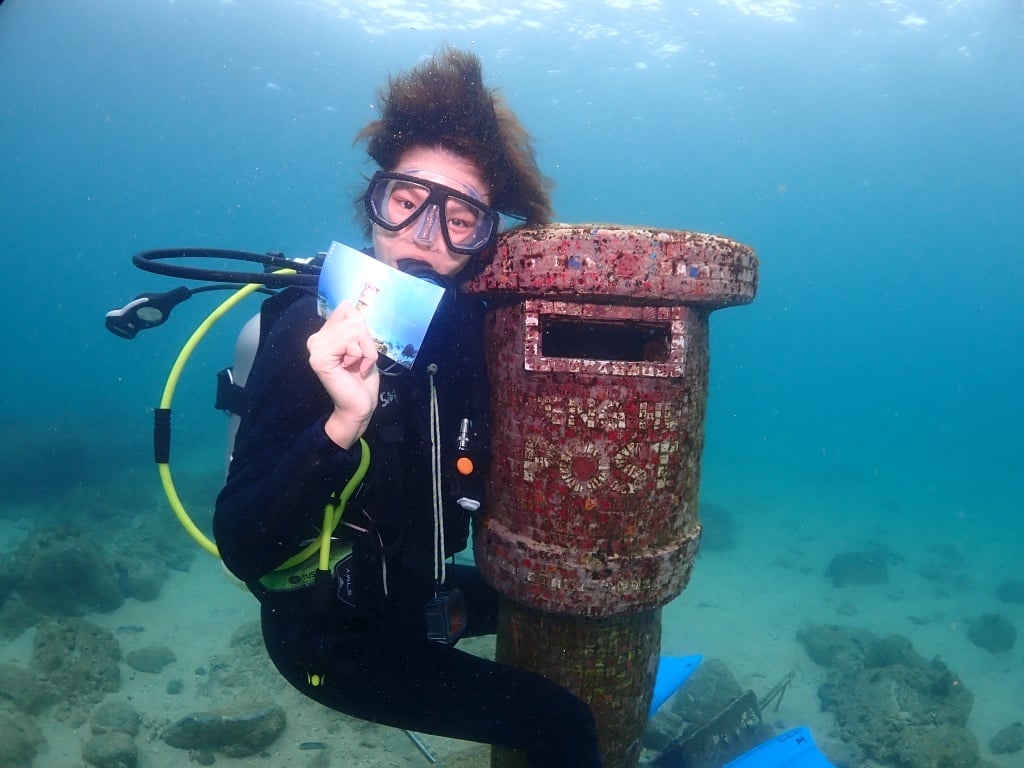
[1,0,1023,765]
[2,0,1019,545]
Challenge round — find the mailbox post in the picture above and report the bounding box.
[462,225,757,767]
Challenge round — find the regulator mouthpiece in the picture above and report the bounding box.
[396,259,450,290]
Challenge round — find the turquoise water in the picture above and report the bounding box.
[1,0,1022,764]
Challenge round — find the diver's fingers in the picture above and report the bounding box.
[355,326,378,375]
[310,301,377,374]
[339,335,378,375]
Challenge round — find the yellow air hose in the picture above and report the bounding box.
[155,268,369,575]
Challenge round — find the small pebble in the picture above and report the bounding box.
[194,750,215,765]
[126,645,176,673]
[166,679,184,695]
[990,722,1024,755]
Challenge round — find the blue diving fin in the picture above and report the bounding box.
[724,726,835,767]
[650,654,702,717]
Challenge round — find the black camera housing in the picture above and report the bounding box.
[424,588,467,645]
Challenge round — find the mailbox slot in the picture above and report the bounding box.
[541,319,670,363]
[524,300,687,378]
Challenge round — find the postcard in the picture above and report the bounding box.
[317,241,445,369]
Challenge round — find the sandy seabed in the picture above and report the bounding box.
[1,472,1021,768]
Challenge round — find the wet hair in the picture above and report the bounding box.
[355,47,552,228]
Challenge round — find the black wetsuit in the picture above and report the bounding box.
[213,286,601,767]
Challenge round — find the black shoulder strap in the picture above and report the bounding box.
[257,286,312,347]
[214,287,313,418]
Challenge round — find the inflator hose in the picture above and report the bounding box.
[155,269,369,570]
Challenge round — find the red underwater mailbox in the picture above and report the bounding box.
[462,225,757,767]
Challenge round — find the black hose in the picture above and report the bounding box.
[132,249,320,287]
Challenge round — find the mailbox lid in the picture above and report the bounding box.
[463,224,758,308]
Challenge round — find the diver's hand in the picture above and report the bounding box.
[307,301,380,449]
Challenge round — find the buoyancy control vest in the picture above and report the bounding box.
[217,284,491,621]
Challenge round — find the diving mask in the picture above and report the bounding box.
[364,170,499,256]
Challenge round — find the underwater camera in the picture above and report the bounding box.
[424,589,466,645]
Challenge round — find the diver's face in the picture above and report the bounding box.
[371,146,491,278]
